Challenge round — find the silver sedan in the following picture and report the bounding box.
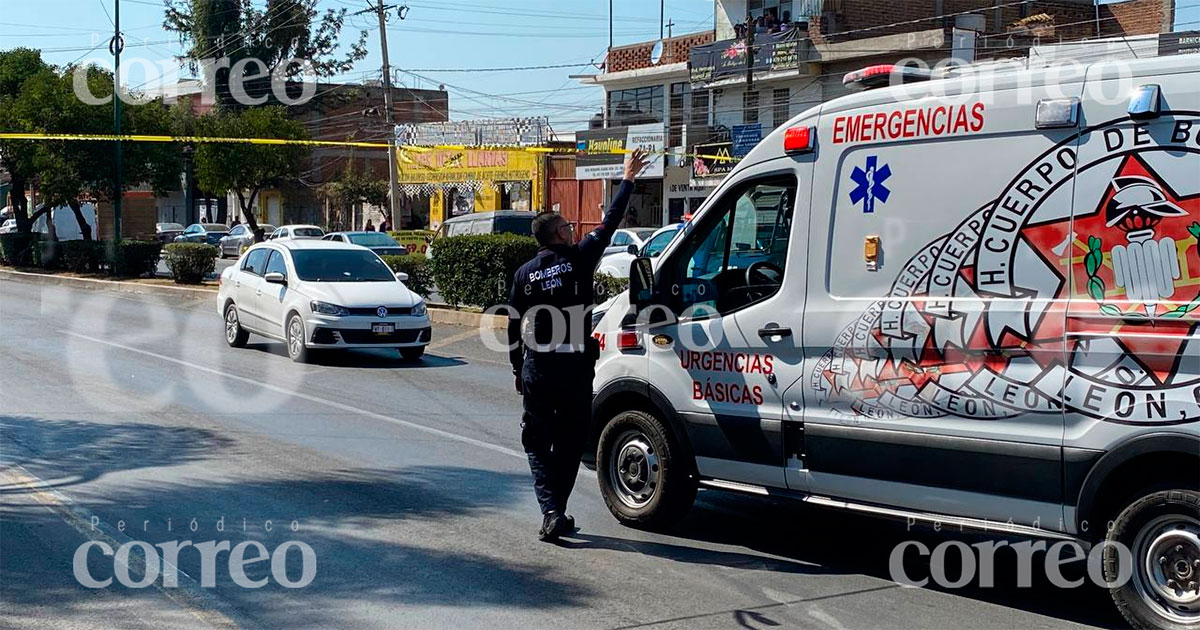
[219,224,276,259]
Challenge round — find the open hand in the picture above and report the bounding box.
[623,148,650,181]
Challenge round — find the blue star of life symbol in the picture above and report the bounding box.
[849,155,892,213]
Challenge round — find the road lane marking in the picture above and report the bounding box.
[0,460,250,629]
[59,329,527,461]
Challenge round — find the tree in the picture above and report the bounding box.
[318,166,389,231]
[0,48,52,233]
[5,64,182,240]
[193,106,309,241]
[164,0,368,109]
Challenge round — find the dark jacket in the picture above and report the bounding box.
[508,179,635,373]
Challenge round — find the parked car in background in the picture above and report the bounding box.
[219,224,276,258]
[426,210,536,259]
[269,225,325,241]
[0,219,16,234]
[174,223,230,245]
[217,240,431,363]
[156,222,185,243]
[322,231,407,257]
[603,228,657,258]
[597,223,683,278]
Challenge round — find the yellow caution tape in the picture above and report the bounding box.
[0,132,740,162]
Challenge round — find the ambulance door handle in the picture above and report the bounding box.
[758,326,792,339]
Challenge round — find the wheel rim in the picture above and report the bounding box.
[288,318,304,357]
[608,429,660,509]
[225,307,239,343]
[1133,514,1200,623]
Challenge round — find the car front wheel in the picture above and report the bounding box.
[224,303,249,348]
[1105,489,1200,630]
[597,410,696,530]
[286,314,309,363]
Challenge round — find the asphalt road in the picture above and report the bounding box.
[0,278,1126,630]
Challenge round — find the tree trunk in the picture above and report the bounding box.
[236,189,264,243]
[216,195,228,224]
[66,199,93,241]
[10,172,31,233]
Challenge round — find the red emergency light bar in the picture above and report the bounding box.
[843,64,933,90]
[784,126,815,153]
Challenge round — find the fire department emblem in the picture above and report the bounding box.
[813,115,1200,425]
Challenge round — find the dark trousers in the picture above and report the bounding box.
[520,352,593,515]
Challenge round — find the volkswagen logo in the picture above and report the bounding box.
[376,306,388,318]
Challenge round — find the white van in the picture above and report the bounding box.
[589,55,1199,629]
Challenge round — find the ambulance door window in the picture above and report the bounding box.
[669,176,796,318]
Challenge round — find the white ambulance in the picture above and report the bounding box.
[589,55,1199,629]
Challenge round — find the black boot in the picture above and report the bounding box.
[538,511,560,541]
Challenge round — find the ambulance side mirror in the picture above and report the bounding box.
[629,257,655,307]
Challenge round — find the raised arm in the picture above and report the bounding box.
[578,149,650,263]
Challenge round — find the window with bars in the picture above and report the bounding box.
[772,88,790,128]
[743,90,760,125]
[690,89,709,141]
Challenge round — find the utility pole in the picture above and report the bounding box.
[358,1,406,228]
[110,0,123,241]
[745,18,755,90]
[660,0,665,40]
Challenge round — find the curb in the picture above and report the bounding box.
[0,268,506,330]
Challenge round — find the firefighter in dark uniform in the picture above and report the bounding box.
[509,149,650,541]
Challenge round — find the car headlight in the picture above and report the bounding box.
[411,301,427,317]
[310,301,349,317]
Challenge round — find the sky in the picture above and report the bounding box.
[0,0,1196,133]
[0,0,716,133]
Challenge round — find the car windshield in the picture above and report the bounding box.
[202,224,227,232]
[158,223,183,231]
[293,227,324,237]
[292,249,395,282]
[493,216,533,236]
[347,233,399,247]
[632,228,656,241]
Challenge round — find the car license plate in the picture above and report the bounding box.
[371,323,395,335]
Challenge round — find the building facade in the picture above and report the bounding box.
[576,0,1176,228]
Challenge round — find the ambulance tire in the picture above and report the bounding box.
[1104,489,1200,630]
[597,409,696,530]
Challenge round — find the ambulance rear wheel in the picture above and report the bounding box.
[598,410,696,530]
[1105,489,1200,630]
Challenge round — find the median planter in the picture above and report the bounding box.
[428,233,538,308]
[163,243,218,284]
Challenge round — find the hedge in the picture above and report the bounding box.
[60,240,106,273]
[163,243,218,284]
[593,273,630,304]
[108,240,163,278]
[428,233,538,308]
[0,232,42,267]
[380,255,433,299]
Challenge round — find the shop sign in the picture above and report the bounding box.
[689,29,805,86]
[731,124,764,158]
[692,142,736,179]
[575,124,665,180]
[397,149,539,184]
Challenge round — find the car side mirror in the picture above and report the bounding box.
[264,272,287,285]
[395,272,410,282]
[627,244,638,255]
[629,256,655,307]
